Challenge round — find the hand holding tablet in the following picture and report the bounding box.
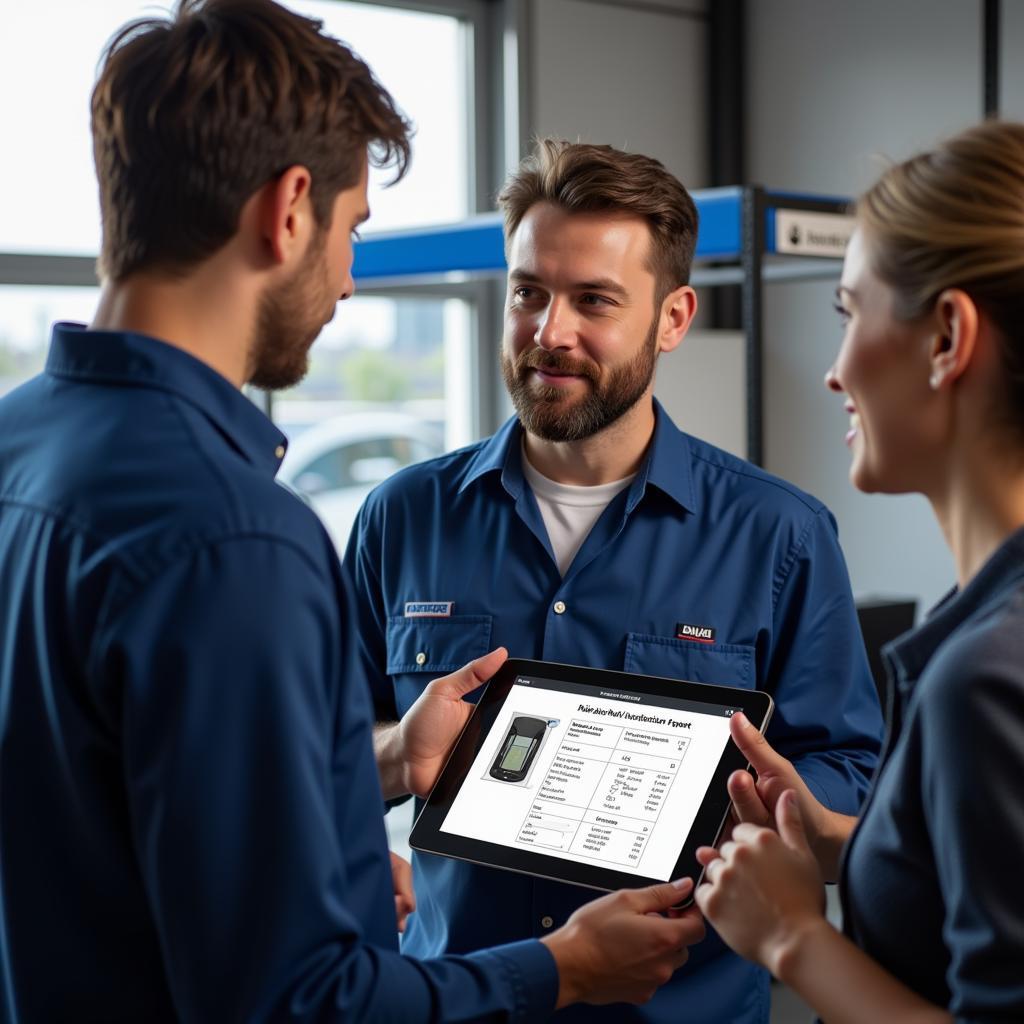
[385,647,510,800]
[410,658,774,894]
[542,879,706,1007]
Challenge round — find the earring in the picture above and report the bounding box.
[929,374,941,390]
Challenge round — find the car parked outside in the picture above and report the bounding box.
[277,411,443,550]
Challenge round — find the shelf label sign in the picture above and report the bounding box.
[774,210,854,257]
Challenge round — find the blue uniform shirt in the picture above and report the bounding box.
[0,324,556,1023]
[842,526,1024,1019]
[346,406,884,1024]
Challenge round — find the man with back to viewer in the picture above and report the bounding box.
[348,139,885,1024]
[0,5,707,1020]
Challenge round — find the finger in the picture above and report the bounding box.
[727,768,772,827]
[731,822,772,846]
[776,790,810,853]
[695,846,720,867]
[694,881,714,916]
[395,897,407,931]
[390,850,412,882]
[426,647,508,699]
[702,857,727,883]
[629,876,694,914]
[668,946,691,973]
[659,907,707,948]
[390,852,416,909]
[729,712,785,776]
[673,905,706,944]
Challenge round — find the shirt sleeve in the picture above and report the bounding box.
[918,629,1024,1021]
[95,534,557,1023]
[764,507,884,813]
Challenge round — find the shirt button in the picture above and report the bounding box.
[274,444,286,459]
[553,601,566,615]
[541,915,554,929]
[415,652,427,666]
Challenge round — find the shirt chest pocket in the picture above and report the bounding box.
[624,632,756,690]
[386,615,493,675]
[386,615,494,717]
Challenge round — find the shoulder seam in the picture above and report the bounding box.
[88,530,334,677]
[688,447,824,514]
[0,493,119,550]
[771,506,826,609]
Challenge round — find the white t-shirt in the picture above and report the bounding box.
[521,447,636,576]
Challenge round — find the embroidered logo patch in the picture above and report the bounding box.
[404,601,454,618]
[675,621,716,644]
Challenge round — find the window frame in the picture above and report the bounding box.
[0,0,518,439]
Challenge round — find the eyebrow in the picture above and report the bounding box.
[509,269,629,298]
[835,285,856,300]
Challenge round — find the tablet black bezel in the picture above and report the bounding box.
[409,657,774,892]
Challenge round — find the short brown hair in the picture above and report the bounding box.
[858,120,1024,434]
[496,140,699,301]
[91,0,411,282]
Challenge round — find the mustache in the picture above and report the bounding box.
[515,348,600,384]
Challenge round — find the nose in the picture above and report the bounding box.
[824,365,843,392]
[535,297,575,351]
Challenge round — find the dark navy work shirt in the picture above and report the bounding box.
[842,526,1024,1021]
[345,406,884,1024]
[0,324,556,1023]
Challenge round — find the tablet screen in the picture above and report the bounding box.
[438,668,743,882]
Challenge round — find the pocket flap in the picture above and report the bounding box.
[386,614,492,674]
[624,632,756,689]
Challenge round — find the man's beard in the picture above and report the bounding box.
[248,230,334,391]
[501,317,659,442]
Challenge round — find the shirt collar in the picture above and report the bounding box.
[458,415,524,498]
[883,524,1024,690]
[45,322,288,477]
[637,399,696,513]
[458,398,695,513]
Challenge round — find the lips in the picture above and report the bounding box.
[522,353,598,387]
[844,402,860,446]
[534,366,586,383]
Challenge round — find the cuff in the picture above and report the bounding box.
[468,938,559,1021]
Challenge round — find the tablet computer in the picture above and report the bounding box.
[409,658,773,894]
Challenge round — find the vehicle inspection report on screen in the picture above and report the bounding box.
[440,673,742,881]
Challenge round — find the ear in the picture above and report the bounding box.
[260,165,314,266]
[657,285,698,354]
[929,288,978,391]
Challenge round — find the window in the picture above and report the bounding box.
[286,1,470,230]
[0,1,469,254]
[275,292,475,549]
[0,286,100,399]
[0,1,489,554]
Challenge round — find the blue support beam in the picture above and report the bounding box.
[352,188,850,283]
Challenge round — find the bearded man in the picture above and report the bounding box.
[348,140,884,1024]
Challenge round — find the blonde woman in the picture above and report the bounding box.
[695,120,1024,1022]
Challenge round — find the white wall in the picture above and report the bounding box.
[654,329,746,457]
[524,0,708,188]
[746,0,1019,612]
